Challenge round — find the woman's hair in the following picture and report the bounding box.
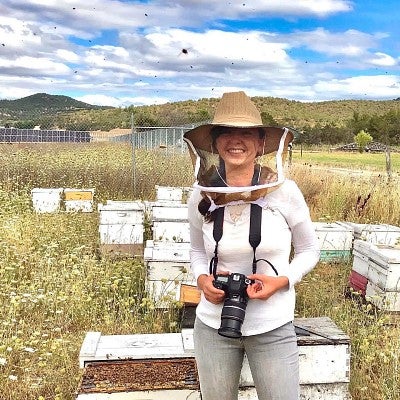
[198,163,262,223]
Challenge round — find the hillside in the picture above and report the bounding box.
[0,93,110,123]
[1,92,399,132]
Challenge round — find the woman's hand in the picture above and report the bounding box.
[197,274,226,305]
[246,274,289,300]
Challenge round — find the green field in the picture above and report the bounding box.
[295,149,400,172]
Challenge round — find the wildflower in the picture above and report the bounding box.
[8,375,18,381]
[0,357,7,366]
[24,347,36,353]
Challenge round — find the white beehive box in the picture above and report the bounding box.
[352,240,371,277]
[152,204,188,221]
[99,201,145,224]
[31,188,63,213]
[352,240,400,310]
[339,222,400,246]
[144,240,194,304]
[156,185,183,203]
[313,222,354,261]
[77,317,351,400]
[151,202,190,242]
[98,201,145,257]
[367,245,400,292]
[366,281,400,312]
[152,221,190,242]
[64,188,95,212]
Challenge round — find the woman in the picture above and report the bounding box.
[183,91,320,400]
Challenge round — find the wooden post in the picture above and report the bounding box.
[385,144,392,181]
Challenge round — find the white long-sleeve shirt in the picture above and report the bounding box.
[188,179,320,336]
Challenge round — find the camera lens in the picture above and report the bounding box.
[218,298,247,338]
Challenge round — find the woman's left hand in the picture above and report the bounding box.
[246,274,289,300]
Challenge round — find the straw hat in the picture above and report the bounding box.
[183,91,294,154]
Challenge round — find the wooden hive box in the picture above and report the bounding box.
[365,243,400,311]
[76,317,351,400]
[155,185,184,204]
[352,240,370,277]
[144,240,195,305]
[31,188,63,213]
[98,201,145,257]
[313,222,354,262]
[64,188,95,212]
[339,222,400,246]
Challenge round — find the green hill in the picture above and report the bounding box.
[0,93,110,122]
[1,93,399,133]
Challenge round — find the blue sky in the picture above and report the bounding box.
[0,0,399,106]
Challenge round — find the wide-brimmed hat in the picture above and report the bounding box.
[183,91,294,153]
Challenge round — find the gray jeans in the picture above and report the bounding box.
[193,318,299,400]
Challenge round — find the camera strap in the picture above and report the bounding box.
[209,203,278,277]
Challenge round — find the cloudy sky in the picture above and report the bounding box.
[1,0,399,106]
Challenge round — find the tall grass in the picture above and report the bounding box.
[0,143,399,400]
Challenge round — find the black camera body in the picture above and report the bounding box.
[213,273,253,338]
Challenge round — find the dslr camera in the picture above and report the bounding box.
[213,272,253,338]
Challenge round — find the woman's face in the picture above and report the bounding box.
[215,128,264,170]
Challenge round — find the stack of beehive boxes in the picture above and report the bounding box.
[344,222,400,311]
[351,239,400,311]
[144,186,197,305]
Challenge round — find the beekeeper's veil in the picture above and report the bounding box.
[183,91,294,208]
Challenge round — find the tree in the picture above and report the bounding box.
[354,129,373,153]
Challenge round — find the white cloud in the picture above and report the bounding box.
[313,75,400,99]
[368,52,397,67]
[75,94,122,107]
[0,0,397,104]
[56,49,80,63]
[0,56,70,75]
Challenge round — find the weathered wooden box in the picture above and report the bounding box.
[152,204,188,221]
[64,188,95,212]
[76,317,351,400]
[366,281,400,312]
[338,222,400,246]
[352,240,370,277]
[155,185,184,203]
[351,240,400,311]
[152,221,190,242]
[98,201,145,257]
[313,222,353,261]
[365,243,400,311]
[144,240,195,304]
[31,187,63,213]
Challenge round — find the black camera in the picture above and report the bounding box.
[213,273,253,338]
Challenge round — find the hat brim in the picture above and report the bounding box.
[184,124,294,154]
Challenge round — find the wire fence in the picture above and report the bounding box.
[0,123,199,154]
[0,128,91,143]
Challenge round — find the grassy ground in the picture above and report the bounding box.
[0,143,399,399]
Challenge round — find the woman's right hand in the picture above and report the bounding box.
[197,274,226,304]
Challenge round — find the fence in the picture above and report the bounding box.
[113,126,195,154]
[0,125,198,154]
[0,128,91,143]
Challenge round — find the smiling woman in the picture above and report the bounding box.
[183,92,294,206]
[183,91,320,400]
